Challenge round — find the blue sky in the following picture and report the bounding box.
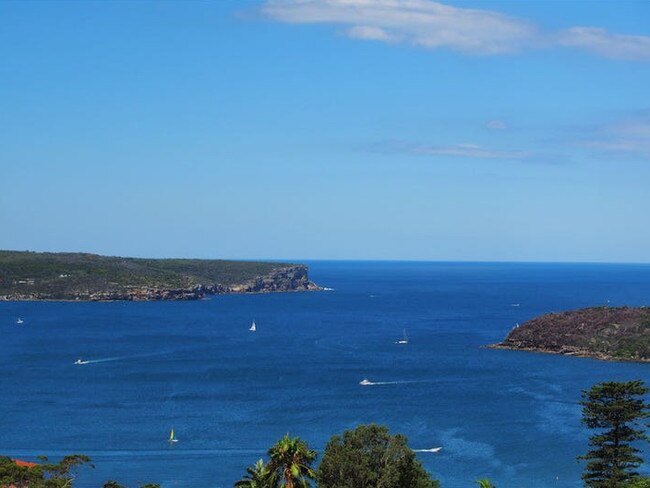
[1,0,650,262]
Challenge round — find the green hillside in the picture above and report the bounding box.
[0,251,311,300]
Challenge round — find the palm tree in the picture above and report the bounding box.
[266,434,317,488]
[475,480,496,488]
[235,459,275,488]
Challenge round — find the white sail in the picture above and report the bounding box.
[249,321,256,332]
[396,329,408,344]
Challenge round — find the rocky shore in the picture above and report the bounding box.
[490,306,650,362]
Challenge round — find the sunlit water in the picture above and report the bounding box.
[1,261,649,487]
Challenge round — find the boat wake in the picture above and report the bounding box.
[414,447,442,453]
[359,379,421,386]
[73,350,176,365]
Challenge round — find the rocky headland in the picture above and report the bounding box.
[0,251,320,301]
[490,306,650,362]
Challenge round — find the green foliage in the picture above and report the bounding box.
[235,459,277,488]
[235,435,316,488]
[625,478,650,488]
[0,454,92,488]
[266,434,317,488]
[475,480,496,488]
[579,380,649,488]
[317,424,440,488]
[103,482,128,488]
[613,335,650,360]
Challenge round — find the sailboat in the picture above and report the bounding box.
[249,320,256,332]
[169,427,178,443]
[396,329,408,344]
[16,318,24,325]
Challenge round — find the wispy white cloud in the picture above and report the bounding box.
[577,114,650,159]
[413,143,527,159]
[262,0,538,55]
[346,25,398,42]
[486,120,507,130]
[558,27,650,61]
[261,0,650,61]
[368,140,529,160]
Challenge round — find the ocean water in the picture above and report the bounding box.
[1,261,649,488]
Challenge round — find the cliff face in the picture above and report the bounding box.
[492,306,650,362]
[222,265,320,294]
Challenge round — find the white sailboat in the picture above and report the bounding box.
[249,320,257,332]
[169,427,178,443]
[396,329,408,344]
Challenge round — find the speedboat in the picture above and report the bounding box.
[74,359,88,365]
[16,318,24,324]
[359,378,373,386]
[416,447,442,453]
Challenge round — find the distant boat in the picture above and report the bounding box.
[169,427,178,443]
[511,303,520,307]
[249,321,256,332]
[16,318,24,325]
[74,359,90,365]
[396,329,408,344]
[359,378,373,386]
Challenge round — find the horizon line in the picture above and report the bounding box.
[2,249,649,266]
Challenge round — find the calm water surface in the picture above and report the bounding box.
[1,261,649,488]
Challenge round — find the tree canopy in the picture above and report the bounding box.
[317,424,439,488]
[579,380,649,488]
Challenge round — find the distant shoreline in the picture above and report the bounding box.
[0,287,322,303]
[0,250,321,302]
[486,343,650,363]
[490,306,650,363]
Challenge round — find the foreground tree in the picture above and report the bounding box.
[475,480,496,488]
[235,458,276,488]
[625,478,650,488]
[579,380,649,488]
[266,434,317,488]
[317,424,439,488]
[0,454,93,488]
[103,482,127,488]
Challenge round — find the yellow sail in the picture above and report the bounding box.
[169,428,175,442]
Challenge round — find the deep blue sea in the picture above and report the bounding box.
[1,261,649,488]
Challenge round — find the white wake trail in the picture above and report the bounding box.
[360,380,423,386]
